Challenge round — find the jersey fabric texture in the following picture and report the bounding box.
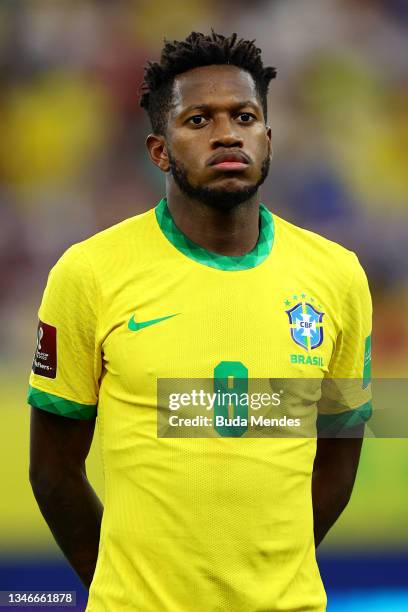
[28,198,372,612]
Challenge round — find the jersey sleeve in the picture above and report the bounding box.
[317,253,372,434]
[28,243,101,419]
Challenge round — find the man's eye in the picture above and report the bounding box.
[239,113,255,122]
[189,115,205,125]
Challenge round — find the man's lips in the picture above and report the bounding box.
[208,152,250,172]
[211,161,248,171]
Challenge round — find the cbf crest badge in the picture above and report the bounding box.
[285,296,324,351]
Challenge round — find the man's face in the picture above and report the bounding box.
[162,64,272,209]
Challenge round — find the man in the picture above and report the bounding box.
[28,31,372,611]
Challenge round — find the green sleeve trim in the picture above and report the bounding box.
[317,400,372,433]
[28,385,97,420]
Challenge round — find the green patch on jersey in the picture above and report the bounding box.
[363,334,372,388]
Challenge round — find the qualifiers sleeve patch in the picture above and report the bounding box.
[32,320,57,379]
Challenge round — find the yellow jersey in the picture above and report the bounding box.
[28,198,372,611]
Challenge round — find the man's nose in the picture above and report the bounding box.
[209,119,244,148]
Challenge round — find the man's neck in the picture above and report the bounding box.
[166,189,261,257]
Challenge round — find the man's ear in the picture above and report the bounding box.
[266,126,273,161]
[146,134,170,172]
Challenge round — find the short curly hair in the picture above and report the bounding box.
[140,30,277,135]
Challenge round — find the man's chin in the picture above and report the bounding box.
[168,153,270,210]
[183,186,256,210]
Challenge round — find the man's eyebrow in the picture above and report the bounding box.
[178,100,260,116]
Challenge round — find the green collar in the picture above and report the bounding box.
[155,198,274,271]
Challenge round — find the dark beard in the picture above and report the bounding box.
[168,153,270,211]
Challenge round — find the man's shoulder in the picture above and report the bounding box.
[273,213,359,271]
[48,207,157,283]
[79,206,157,253]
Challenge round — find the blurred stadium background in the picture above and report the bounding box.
[0,0,407,610]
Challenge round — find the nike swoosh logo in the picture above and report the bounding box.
[128,312,179,332]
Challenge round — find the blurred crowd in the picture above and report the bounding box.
[0,0,407,372]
